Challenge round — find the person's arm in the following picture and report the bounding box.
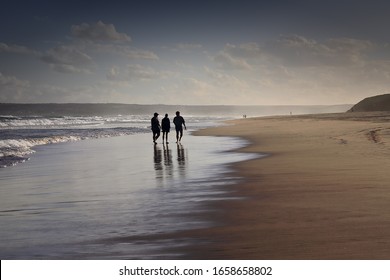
[183,118,186,130]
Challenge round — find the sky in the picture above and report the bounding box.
[1,0,390,105]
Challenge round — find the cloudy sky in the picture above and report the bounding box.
[1,0,390,105]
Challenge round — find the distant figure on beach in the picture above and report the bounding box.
[161,113,170,144]
[151,112,161,144]
[173,111,186,143]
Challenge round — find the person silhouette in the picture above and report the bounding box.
[151,112,160,144]
[173,111,186,143]
[161,113,170,144]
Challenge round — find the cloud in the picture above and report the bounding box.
[40,46,94,73]
[264,34,374,67]
[0,42,40,56]
[215,35,376,70]
[205,34,390,104]
[0,72,30,88]
[0,73,112,103]
[325,37,374,65]
[212,43,265,70]
[3,26,390,105]
[92,43,158,60]
[0,73,31,102]
[106,64,168,82]
[0,72,79,103]
[68,21,158,60]
[160,75,257,105]
[223,43,262,59]
[204,66,248,88]
[213,50,252,70]
[177,43,203,50]
[71,21,131,42]
[158,77,220,104]
[118,48,159,60]
[169,43,203,52]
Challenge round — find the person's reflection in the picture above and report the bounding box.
[153,144,163,179]
[154,143,188,183]
[162,143,173,177]
[177,143,187,177]
[154,143,174,182]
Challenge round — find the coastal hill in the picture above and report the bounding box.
[348,93,390,112]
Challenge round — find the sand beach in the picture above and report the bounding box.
[182,111,390,259]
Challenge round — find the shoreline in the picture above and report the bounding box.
[178,112,390,259]
[0,128,254,259]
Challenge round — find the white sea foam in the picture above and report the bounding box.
[0,115,151,128]
[0,115,154,167]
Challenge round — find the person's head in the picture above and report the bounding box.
[165,113,168,117]
[154,112,159,117]
[176,111,180,116]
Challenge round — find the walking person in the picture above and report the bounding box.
[161,113,170,144]
[173,111,186,143]
[151,112,161,144]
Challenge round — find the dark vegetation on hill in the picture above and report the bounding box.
[348,94,390,112]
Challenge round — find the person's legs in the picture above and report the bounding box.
[153,130,160,143]
[179,129,183,141]
[162,131,168,143]
[176,127,183,142]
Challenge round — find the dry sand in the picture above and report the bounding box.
[180,112,390,259]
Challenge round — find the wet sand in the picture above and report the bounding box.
[182,112,390,259]
[0,131,254,259]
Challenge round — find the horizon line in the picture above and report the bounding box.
[0,102,354,107]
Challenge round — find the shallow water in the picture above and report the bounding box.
[0,132,257,259]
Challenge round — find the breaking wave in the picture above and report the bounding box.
[0,115,151,168]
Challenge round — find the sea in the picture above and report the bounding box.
[0,103,351,259]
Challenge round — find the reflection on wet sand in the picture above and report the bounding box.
[176,143,186,177]
[153,143,187,183]
[153,144,163,177]
[163,143,173,177]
